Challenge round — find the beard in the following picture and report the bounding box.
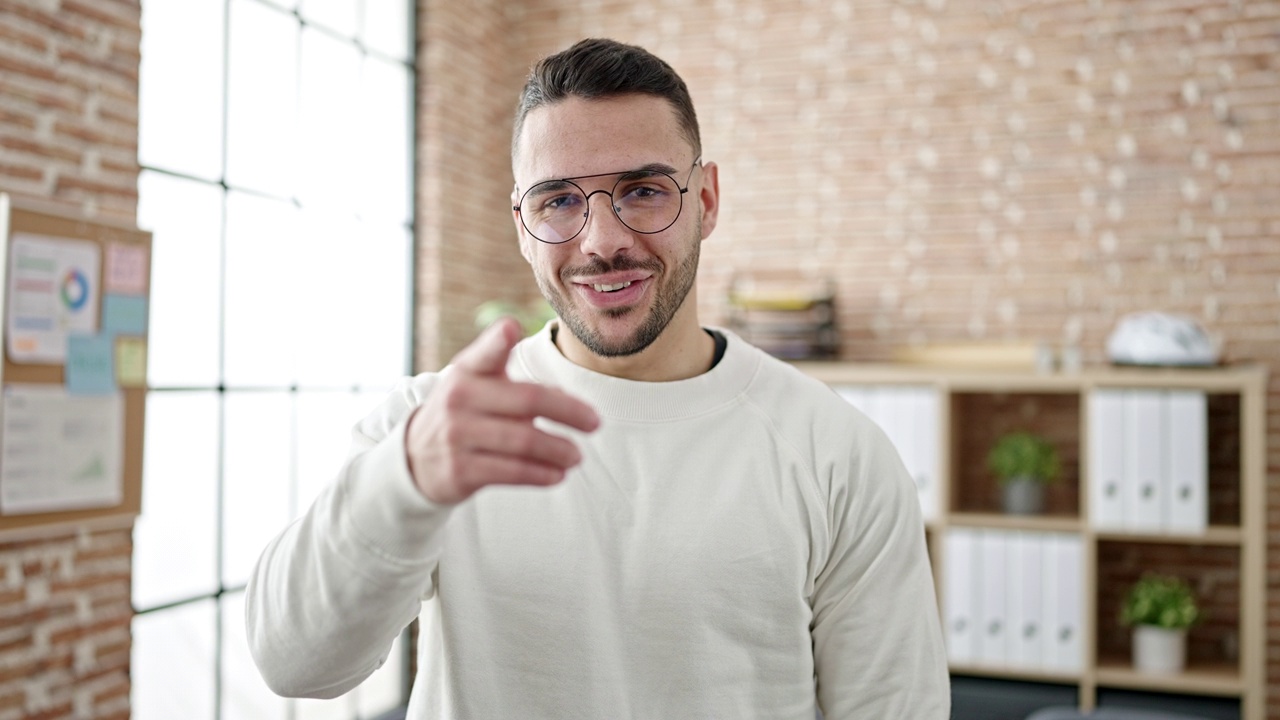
[535,220,701,358]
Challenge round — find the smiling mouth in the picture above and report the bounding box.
[592,281,632,293]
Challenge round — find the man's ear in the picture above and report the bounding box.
[696,161,720,241]
[512,186,533,264]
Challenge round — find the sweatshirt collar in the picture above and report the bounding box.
[511,321,759,423]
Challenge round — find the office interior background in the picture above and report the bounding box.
[0,0,1277,718]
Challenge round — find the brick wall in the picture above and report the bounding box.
[424,0,1280,714]
[0,521,133,719]
[0,0,140,223]
[414,0,537,370]
[0,0,139,718]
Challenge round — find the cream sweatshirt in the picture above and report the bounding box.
[245,323,949,719]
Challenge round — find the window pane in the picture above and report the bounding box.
[221,591,289,720]
[134,392,220,609]
[222,391,293,588]
[131,600,217,720]
[293,208,355,386]
[137,171,222,388]
[357,57,411,224]
[299,0,357,38]
[299,28,361,211]
[224,191,299,387]
[294,390,356,517]
[138,0,225,180]
[361,0,411,62]
[348,221,409,387]
[226,0,298,198]
[357,630,408,717]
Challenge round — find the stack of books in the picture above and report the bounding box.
[726,285,839,360]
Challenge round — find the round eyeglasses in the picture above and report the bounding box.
[514,159,701,244]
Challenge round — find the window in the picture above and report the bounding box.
[132,0,415,716]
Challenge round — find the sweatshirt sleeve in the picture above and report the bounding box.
[811,418,951,719]
[244,373,452,699]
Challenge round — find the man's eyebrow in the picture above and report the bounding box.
[529,162,681,187]
[629,162,679,176]
[526,179,571,193]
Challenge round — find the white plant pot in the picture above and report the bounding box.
[1001,476,1045,515]
[1132,625,1186,675]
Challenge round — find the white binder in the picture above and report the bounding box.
[1165,390,1208,533]
[876,386,914,483]
[1008,532,1045,668]
[976,529,1010,666]
[906,386,941,522]
[943,528,979,664]
[1042,533,1083,671]
[1123,389,1165,532]
[1088,389,1126,530]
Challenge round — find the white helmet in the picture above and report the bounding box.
[1105,312,1219,366]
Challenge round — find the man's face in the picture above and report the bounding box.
[512,94,717,358]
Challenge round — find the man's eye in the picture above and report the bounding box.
[543,194,581,211]
[620,183,666,200]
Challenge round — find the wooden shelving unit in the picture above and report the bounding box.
[1093,661,1244,697]
[795,361,1268,720]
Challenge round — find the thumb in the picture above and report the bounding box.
[453,316,522,376]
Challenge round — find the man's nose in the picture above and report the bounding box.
[578,190,635,257]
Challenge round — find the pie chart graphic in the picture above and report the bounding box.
[61,269,90,312]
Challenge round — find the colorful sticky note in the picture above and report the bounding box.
[66,334,116,394]
[104,242,148,295]
[115,338,148,388]
[102,294,148,335]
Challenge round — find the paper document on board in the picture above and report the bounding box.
[0,385,123,514]
[6,233,101,364]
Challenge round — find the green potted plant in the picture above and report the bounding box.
[1120,573,1200,675]
[986,431,1060,515]
[474,298,556,337]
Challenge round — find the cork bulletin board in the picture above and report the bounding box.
[0,193,150,532]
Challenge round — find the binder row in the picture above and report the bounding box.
[944,529,1084,672]
[1088,389,1208,533]
[835,385,940,521]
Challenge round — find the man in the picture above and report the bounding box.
[246,38,949,719]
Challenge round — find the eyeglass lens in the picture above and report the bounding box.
[519,171,683,244]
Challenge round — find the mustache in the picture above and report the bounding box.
[561,255,663,280]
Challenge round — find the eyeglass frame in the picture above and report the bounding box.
[512,157,702,244]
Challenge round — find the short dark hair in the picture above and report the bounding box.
[512,38,701,161]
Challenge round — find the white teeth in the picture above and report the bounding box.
[592,281,632,292]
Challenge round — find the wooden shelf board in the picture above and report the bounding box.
[1094,661,1242,696]
[949,662,1080,684]
[1094,526,1243,546]
[791,361,1266,393]
[947,512,1082,533]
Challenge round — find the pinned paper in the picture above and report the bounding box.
[6,234,101,364]
[66,334,115,395]
[0,385,124,514]
[102,294,148,335]
[115,338,147,387]
[104,242,148,295]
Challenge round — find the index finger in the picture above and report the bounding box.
[453,317,522,378]
[466,377,600,433]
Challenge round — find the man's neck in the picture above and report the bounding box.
[552,312,715,382]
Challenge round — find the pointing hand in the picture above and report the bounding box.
[405,318,600,504]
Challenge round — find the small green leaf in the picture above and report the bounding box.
[1119,573,1201,630]
[987,431,1060,484]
